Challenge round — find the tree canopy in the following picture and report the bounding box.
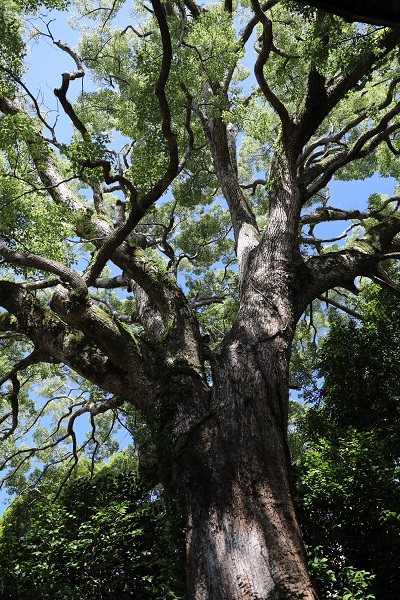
[2,0,400,597]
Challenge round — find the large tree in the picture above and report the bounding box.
[2,0,400,597]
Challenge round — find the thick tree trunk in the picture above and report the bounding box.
[177,331,317,599]
[170,139,318,598]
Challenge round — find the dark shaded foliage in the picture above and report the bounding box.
[0,461,185,599]
[294,286,400,599]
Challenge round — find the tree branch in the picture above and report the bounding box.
[301,196,400,226]
[317,294,362,320]
[0,349,46,389]
[300,213,400,313]
[297,112,367,169]
[250,0,291,129]
[0,282,142,404]
[304,112,400,200]
[0,240,88,297]
[82,0,191,286]
[369,264,400,297]
[148,0,179,186]
[293,27,400,151]
[0,375,20,441]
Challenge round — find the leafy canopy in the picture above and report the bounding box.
[0,0,400,541]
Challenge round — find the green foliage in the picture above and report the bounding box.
[0,0,25,85]
[0,454,185,599]
[317,285,400,447]
[307,547,376,600]
[20,0,69,10]
[0,118,77,266]
[182,5,240,90]
[292,284,400,599]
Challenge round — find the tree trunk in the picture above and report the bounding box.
[169,140,318,598]
[177,329,317,599]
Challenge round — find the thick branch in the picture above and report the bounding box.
[148,0,179,186]
[0,240,88,297]
[49,285,149,387]
[293,27,400,152]
[205,115,260,281]
[0,282,147,405]
[250,0,291,129]
[305,117,400,200]
[240,1,279,47]
[52,40,87,138]
[297,112,367,169]
[327,29,400,110]
[299,213,400,313]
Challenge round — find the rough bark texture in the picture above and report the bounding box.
[167,145,319,598]
[180,339,316,599]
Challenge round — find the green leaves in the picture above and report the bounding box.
[0,456,186,599]
[183,5,240,89]
[0,0,25,84]
[292,283,400,599]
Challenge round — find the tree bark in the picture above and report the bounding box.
[168,146,318,597]
[178,328,317,599]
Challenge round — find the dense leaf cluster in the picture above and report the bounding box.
[0,454,185,599]
[293,286,400,599]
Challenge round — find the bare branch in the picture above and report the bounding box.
[51,38,87,138]
[241,179,266,195]
[149,0,178,180]
[318,294,363,320]
[78,158,138,201]
[0,375,19,440]
[90,293,133,322]
[93,275,128,289]
[297,112,367,169]
[300,223,359,249]
[0,66,58,144]
[293,27,400,151]
[305,116,400,200]
[239,1,279,48]
[120,24,154,38]
[191,296,226,308]
[301,197,400,226]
